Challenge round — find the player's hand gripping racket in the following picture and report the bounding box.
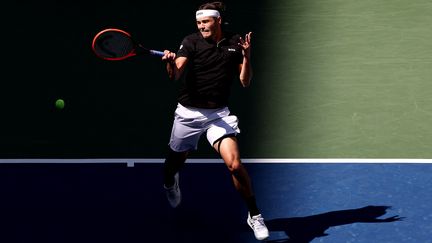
[92,28,164,61]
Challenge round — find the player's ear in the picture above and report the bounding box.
[217,16,222,25]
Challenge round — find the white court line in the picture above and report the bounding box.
[0,158,431,167]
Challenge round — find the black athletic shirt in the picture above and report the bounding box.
[176,31,243,108]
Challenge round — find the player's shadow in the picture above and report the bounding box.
[264,205,403,243]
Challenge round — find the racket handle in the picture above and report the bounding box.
[149,50,165,56]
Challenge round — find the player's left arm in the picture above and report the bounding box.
[238,32,253,87]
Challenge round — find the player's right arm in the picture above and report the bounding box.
[162,51,188,80]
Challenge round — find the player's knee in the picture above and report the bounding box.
[226,159,242,173]
[164,148,188,177]
[166,148,188,164]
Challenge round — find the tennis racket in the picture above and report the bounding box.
[92,28,164,61]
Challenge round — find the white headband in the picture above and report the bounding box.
[196,9,220,20]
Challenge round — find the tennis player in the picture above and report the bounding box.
[161,2,269,240]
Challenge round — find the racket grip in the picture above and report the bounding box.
[149,50,165,56]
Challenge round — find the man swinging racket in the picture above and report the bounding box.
[161,2,269,241]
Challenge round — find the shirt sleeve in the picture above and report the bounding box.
[176,36,194,58]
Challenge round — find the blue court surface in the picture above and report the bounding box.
[0,160,431,243]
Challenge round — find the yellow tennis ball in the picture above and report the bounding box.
[55,99,65,110]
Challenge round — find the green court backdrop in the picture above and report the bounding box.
[254,0,432,158]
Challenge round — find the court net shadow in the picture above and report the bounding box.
[264,205,403,243]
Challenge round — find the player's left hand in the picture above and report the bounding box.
[239,32,252,58]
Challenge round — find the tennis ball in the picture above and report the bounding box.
[55,99,65,110]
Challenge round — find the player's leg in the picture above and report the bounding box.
[205,107,268,239]
[163,148,188,187]
[213,136,269,240]
[163,148,188,208]
[165,104,200,187]
[164,103,205,208]
[213,136,256,213]
[205,111,256,209]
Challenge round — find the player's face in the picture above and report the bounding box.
[196,17,221,39]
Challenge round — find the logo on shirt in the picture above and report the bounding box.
[228,48,236,52]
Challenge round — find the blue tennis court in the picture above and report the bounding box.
[0,160,430,243]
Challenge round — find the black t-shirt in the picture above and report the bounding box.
[176,31,243,108]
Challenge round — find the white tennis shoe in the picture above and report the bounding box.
[164,173,181,208]
[247,212,269,241]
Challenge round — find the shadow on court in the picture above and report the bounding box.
[264,205,403,243]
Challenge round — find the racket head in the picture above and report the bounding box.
[92,28,137,61]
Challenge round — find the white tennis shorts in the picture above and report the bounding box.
[168,103,240,152]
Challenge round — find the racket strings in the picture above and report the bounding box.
[94,32,134,58]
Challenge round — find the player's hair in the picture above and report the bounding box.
[198,1,226,12]
[198,2,228,26]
